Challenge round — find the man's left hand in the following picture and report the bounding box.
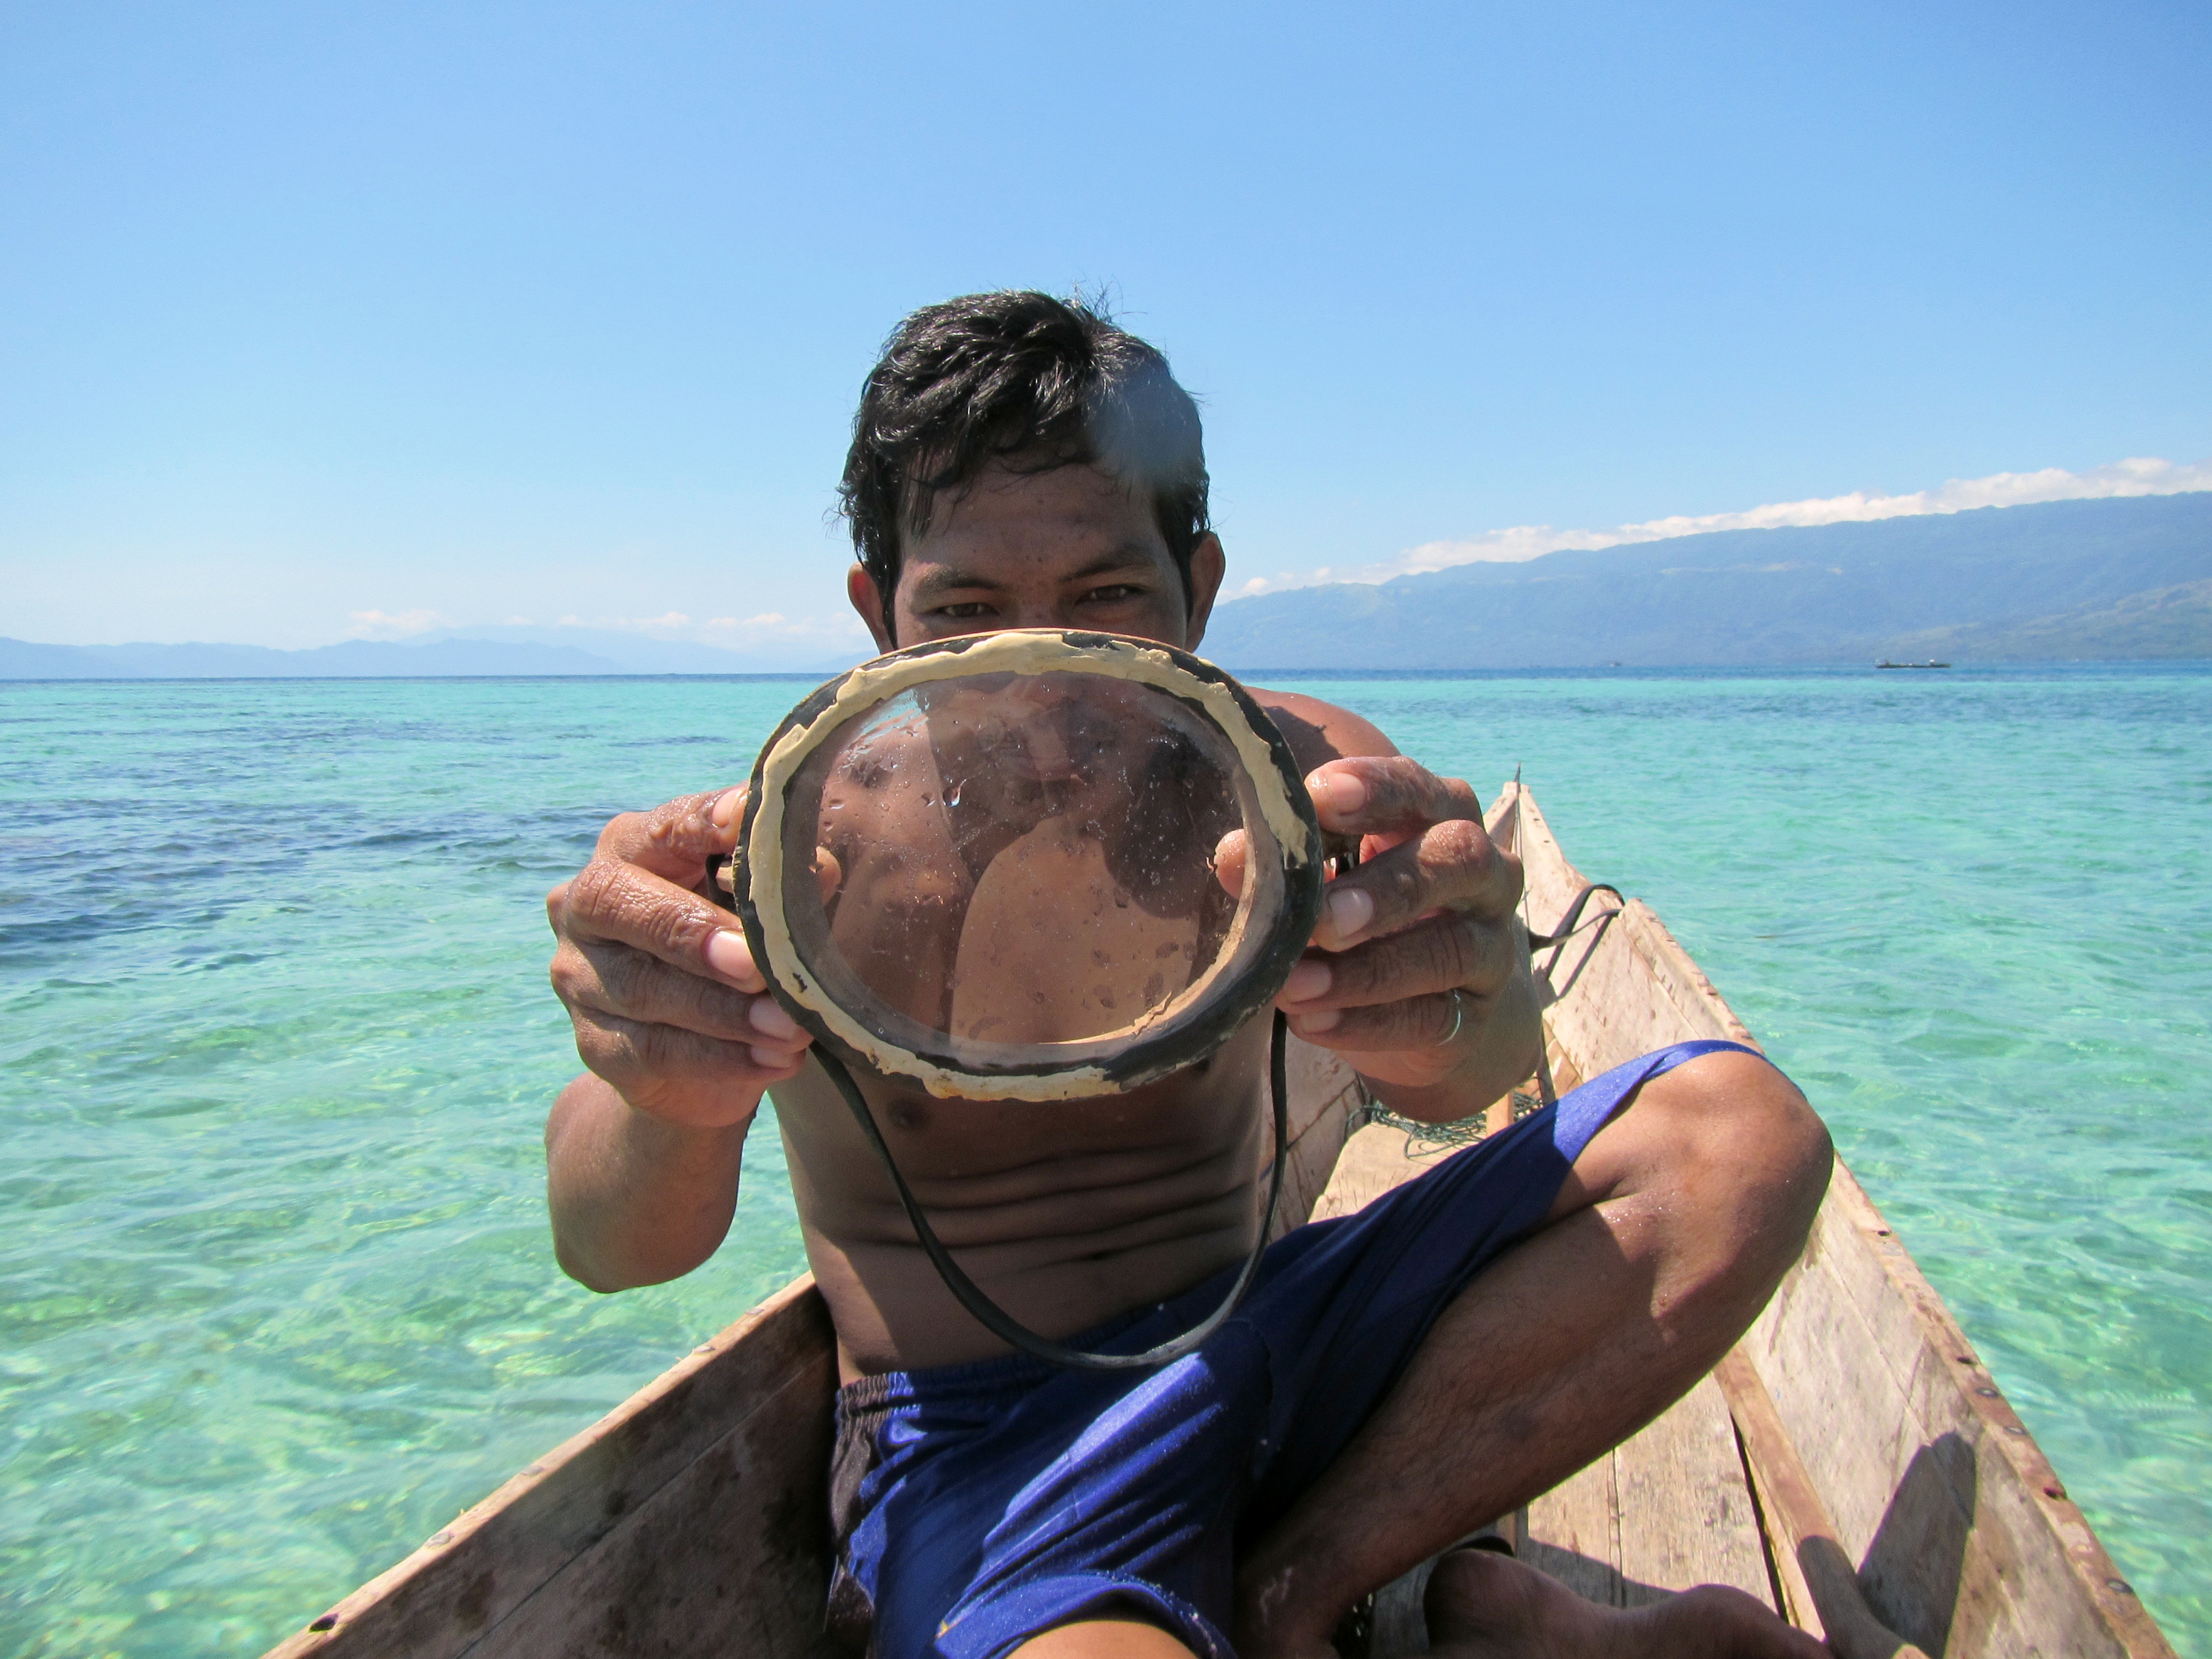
[1271,757,1537,1103]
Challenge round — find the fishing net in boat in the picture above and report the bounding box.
[731,630,1325,1369]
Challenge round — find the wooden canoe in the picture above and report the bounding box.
[263,784,2175,1659]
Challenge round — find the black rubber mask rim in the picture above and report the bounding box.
[733,629,1323,1101]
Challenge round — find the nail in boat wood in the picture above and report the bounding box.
[261,785,2176,1659]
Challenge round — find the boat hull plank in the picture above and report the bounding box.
[1612,1373,1773,1608]
[457,1353,838,1658]
[1522,1454,1624,1608]
[1743,1166,2167,1658]
[1519,1373,1773,1614]
[264,1279,837,1658]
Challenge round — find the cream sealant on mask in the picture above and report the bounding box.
[733,629,1324,1102]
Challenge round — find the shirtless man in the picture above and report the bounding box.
[544,292,1834,1659]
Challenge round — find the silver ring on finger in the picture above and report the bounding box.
[1438,988,1467,1048]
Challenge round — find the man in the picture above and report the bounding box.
[544,293,1834,1659]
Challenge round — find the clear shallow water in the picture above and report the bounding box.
[2,667,2206,1656]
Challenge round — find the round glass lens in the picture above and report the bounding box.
[774,670,1267,1072]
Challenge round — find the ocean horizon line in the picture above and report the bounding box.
[7,658,2211,686]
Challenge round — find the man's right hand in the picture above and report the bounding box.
[547,787,813,1130]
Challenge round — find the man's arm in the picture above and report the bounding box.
[543,789,812,1291]
[545,1074,754,1291]
[1248,692,1542,1121]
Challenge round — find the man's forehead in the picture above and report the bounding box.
[910,462,1165,562]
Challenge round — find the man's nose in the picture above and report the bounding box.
[1004,595,1077,631]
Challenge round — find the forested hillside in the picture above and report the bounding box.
[1201,492,2212,669]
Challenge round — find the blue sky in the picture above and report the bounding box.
[3,0,2208,658]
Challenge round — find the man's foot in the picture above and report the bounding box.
[1423,1546,1832,1658]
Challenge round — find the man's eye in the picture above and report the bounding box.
[1082,586,1145,603]
[935,602,995,620]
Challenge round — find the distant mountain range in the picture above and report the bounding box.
[8,492,2209,678]
[1199,491,2212,670]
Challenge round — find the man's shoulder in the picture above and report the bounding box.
[1244,686,1398,774]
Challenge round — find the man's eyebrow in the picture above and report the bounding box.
[909,549,1157,597]
[1063,549,1160,581]
[909,566,1003,596]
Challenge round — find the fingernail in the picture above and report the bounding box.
[1324,886,1374,941]
[749,997,801,1040]
[711,787,745,831]
[1307,771,1365,818]
[1292,1008,1342,1035]
[705,930,765,990]
[1281,961,1332,1003]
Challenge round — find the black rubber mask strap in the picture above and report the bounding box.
[813,1011,1291,1372]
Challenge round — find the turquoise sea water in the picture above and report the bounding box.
[2,666,2206,1656]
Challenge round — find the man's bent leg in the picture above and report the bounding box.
[1233,1050,1833,1658]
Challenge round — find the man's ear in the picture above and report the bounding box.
[1180,534,1227,655]
[847,564,898,654]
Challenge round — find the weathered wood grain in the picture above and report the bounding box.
[1614,1374,1772,1609]
[459,1358,838,1658]
[262,1280,836,1659]
[1717,1349,1922,1657]
[1524,1456,1624,1607]
[1516,1376,1773,1615]
[1740,1172,2172,1658]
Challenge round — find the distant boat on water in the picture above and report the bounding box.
[1876,659,1952,669]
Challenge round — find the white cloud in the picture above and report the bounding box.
[346,607,450,638]
[1233,455,2212,595]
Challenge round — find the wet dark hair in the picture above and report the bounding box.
[838,291,1211,634]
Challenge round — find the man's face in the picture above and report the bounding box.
[847,461,1225,654]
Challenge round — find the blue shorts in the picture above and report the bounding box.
[827,1040,1762,1659]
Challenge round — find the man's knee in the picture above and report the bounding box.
[1562,1049,1833,1270]
[1663,1046,1827,1165]
[1636,1050,1833,1265]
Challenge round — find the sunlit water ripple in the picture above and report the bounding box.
[2,667,2205,1655]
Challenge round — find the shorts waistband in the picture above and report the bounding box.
[834,1301,1170,1412]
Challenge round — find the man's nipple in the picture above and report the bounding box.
[885,1097,933,1134]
